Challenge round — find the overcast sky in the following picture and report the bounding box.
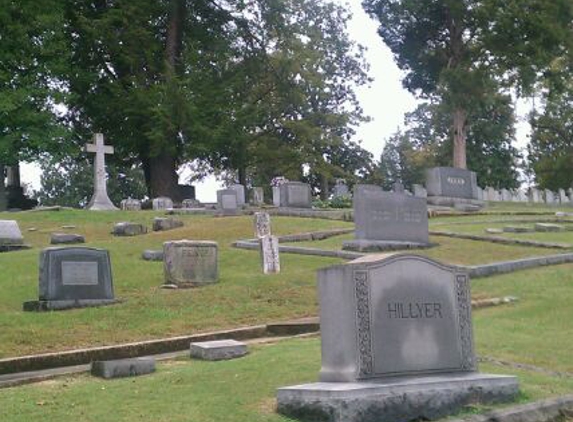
[21,1,531,201]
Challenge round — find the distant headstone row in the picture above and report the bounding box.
[483,187,573,205]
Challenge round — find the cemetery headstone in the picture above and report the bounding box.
[260,235,280,274]
[251,187,264,206]
[254,212,272,238]
[529,188,541,203]
[163,240,218,287]
[501,189,512,202]
[190,340,248,361]
[279,182,312,208]
[485,186,496,201]
[112,222,148,237]
[120,198,142,211]
[91,358,156,379]
[569,188,573,203]
[84,133,118,211]
[152,197,174,211]
[425,167,482,207]
[544,189,555,205]
[343,185,430,252]
[476,186,484,201]
[559,189,568,204]
[0,220,30,252]
[230,184,246,207]
[413,184,427,198]
[535,223,564,232]
[272,186,281,207]
[182,199,202,208]
[277,253,519,422]
[333,179,350,198]
[178,184,195,200]
[50,233,86,245]
[216,189,239,216]
[152,217,184,232]
[142,250,163,261]
[23,247,118,311]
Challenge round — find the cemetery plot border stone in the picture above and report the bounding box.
[277,253,518,422]
[0,220,31,252]
[50,233,86,245]
[152,217,184,232]
[142,250,164,261]
[503,226,534,233]
[91,358,155,379]
[112,222,148,237]
[190,340,248,361]
[23,247,119,312]
[163,240,218,288]
[534,223,564,232]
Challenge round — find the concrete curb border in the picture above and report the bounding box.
[450,394,573,422]
[468,253,573,278]
[430,230,572,249]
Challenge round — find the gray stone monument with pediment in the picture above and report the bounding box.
[279,182,312,208]
[0,220,31,252]
[216,189,239,216]
[277,254,519,422]
[84,134,118,211]
[163,240,218,287]
[23,247,118,311]
[343,185,430,252]
[425,167,483,208]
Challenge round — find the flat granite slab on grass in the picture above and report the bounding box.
[91,357,155,379]
[190,340,248,361]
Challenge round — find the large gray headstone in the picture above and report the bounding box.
[120,198,142,211]
[251,187,264,206]
[425,167,478,200]
[230,184,246,207]
[152,197,174,211]
[344,185,429,251]
[279,182,312,208]
[23,247,117,311]
[163,240,218,287]
[216,189,239,216]
[333,179,350,199]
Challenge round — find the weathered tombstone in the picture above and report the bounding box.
[190,340,248,361]
[182,198,202,209]
[333,179,350,198]
[50,233,86,245]
[142,250,163,261]
[251,187,264,206]
[23,247,118,311]
[260,235,280,274]
[230,184,246,207]
[254,212,272,238]
[343,185,430,252]
[120,198,142,211]
[559,189,568,204]
[412,184,427,198]
[279,182,312,208]
[152,197,174,211]
[276,254,519,422]
[501,189,512,202]
[484,186,495,201]
[544,189,555,205]
[152,217,184,232]
[216,189,239,216]
[91,358,156,379]
[84,133,118,211]
[163,240,218,287]
[0,220,30,252]
[529,188,541,203]
[517,190,528,202]
[112,222,148,237]
[272,186,281,207]
[476,186,484,201]
[535,223,564,232]
[425,167,482,207]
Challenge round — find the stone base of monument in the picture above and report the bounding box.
[342,239,434,252]
[427,195,485,209]
[277,373,519,422]
[23,298,120,312]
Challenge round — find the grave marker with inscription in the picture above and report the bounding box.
[277,254,519,422]
[343,185,430,252]
[251,187,264,206]
[163,240,218,287]
[254,212,272,238]
[152,197,174,211]
[260,235,280,274]
[120,198,142,211]
[23,247,118,311]
[230,184,246,207]
[216,189,239,216]
[425,167,482,208]
[279,182,312,208]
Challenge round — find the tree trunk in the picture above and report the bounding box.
[452,107,467,169]
[320,174,329,200]
[149,152,181,200]
[238,166,247,187]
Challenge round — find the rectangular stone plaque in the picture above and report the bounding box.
[260,235,280,274]
[425,167,478,199]
[163,240,218,286]
[61,261,99,286]
[318,254,475,382]
[352,186,429,244]
[216,189,239,215]
[280,182,311,208]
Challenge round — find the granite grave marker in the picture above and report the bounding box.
[216,189,239,216]
[279,182,312,208]
[163,240,218,287]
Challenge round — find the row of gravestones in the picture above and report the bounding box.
[483,187,573,205]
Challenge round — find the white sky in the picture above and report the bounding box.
[21,1,531,201]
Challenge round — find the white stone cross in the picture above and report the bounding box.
[84,133,118,210]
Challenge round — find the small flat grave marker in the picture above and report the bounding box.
[190,340,248,361]
[50,233,86,245]
[91,358,156,379]
[112,222,147,237]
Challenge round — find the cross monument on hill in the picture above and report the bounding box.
[84,133,118,210]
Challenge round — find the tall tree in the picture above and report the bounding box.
[363,0,573,169]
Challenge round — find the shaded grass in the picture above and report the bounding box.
[0,211,350,358]
[0,337,572,422]
[293,234,560,265]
